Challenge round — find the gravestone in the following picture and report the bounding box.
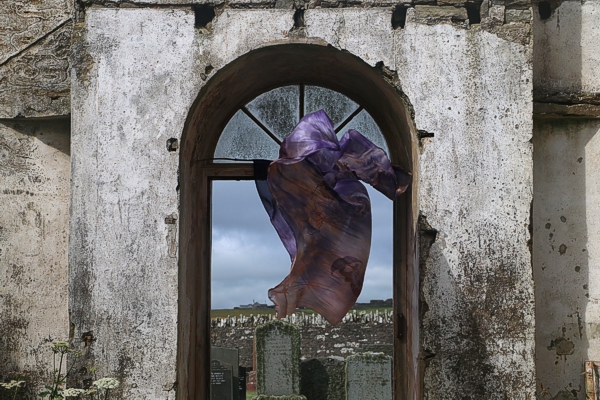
[300,356,346,400]
[254,320,302,397]
[346,353,392,400]
[212,347,240,399]
[211,359,234,400]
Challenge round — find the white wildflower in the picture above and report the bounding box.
[62,388,85,397]
[0,380,25,389]
[52,342,71,353]
[93,378,120,390]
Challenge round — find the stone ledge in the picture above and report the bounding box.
[533,90,600,106]
[534,102,600,118]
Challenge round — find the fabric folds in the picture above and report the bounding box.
[257,110,411,325]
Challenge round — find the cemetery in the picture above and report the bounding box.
[211,320,393,400]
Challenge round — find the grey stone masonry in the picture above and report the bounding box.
[346,353,392,400]
[255,320,301,396]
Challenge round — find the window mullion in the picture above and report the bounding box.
[335,105,364,134]
[241,106,282,145]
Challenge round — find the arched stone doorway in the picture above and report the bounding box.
[178,42,418,400]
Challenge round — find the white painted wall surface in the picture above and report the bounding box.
[534,0,600,94]
[0,118,70,391]
[395,22,535,399]
[70,9,200,399]
[534,119,600,399]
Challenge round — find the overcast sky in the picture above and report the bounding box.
[211,180,393,310]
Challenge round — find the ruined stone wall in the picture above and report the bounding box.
[0,118,71,394]
[211,312,394,369]
[67,3,535,399]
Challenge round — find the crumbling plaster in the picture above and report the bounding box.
[396,20,535,399]
[70,5,534,398]
[0,118,71,392]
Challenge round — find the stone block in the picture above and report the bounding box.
[346,353,392,400]
[437,0,466,6]
[300,357,346,400]
[255,320,301,396]
[488,4,505,22]
[412,5,469,23]
[490,0,530,9]
[504,8,531,23]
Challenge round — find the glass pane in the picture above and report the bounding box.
[358,186,393,304]
[211,181,291,310]
[305,85,359,128]
[214,110,280,161]
[246,85,300,141]
[339,109,389,154]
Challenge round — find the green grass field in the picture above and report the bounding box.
[211,307,393,319]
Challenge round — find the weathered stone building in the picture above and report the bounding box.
[0,0,598,397]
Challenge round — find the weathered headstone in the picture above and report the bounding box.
[212,347,239,399]
[254,320,302,397]
[300,356,346,400]
[346,353,392,400]
[211,359,234,400]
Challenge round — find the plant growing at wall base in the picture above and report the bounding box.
[38,342,82,399]
[39,343,120,400]
[1,342,119,400]
[0,380,25,400]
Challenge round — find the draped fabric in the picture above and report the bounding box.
[256,110,411,325]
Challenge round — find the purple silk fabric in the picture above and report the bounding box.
[260,110,411,325]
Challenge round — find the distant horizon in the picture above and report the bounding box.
[211,297,395,310]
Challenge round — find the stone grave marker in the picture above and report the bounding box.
[300,356,346,400]
[212,347,239,398]
[254,320,303,398]
[346,352,392,400]
[211,359,234,400]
